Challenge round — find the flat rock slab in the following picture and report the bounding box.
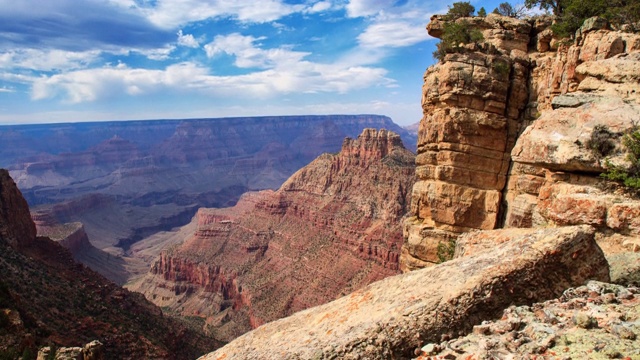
[201,225,609,360]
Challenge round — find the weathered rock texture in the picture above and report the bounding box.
[0,169,220,359]
[130,129,415,342]
[402,13,640,270]
[414,281,639,360]
[201,225,609,360]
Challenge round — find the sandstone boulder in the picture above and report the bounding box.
[201,225,609,360]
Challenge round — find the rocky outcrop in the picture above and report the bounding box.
[0,169,36,249]
[201,225,609,360]
[414,281,639,359]
[402,13,532,270]
[402,13,640,270]
[130,129,415,342]
[33,211,91,254]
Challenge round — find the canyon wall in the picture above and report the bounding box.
[402,13,640,270]
[130,129,415,342]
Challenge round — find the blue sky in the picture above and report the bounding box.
[0,0,509,126]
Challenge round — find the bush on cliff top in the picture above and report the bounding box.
[526,0,640,37]
[433,21,484,61]
[602,128,640,190]
[446,2,476,20]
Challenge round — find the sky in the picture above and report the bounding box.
[0,0,508,126]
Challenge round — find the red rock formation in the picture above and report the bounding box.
[402,13,640,271]
[0,169,36,249]
[130,129,415,341]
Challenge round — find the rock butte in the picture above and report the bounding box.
[128,128,416,341]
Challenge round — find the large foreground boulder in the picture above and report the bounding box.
[201,226,609,360]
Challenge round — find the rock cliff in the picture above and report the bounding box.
[0,169,220,358]
[129,129,415,342]
[402,13,640,270]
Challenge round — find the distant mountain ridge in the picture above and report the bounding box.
[1,115,415,285]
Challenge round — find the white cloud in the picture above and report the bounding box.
[307,1,332,13]
[204,33,309,69]
[30,55,393,103]
[0,49,101,72]
[134,0,305,29]
[177,30,199,48]
[346,0,396,17]
[0,86,14,93]
[358,21,429,48]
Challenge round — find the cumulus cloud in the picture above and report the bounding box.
[177,30,199,48]
[0,49,102,72]
[30,55,393,103]
[346,0,396,18]
[204,33,308,69]
[132,0,305,29]
[307,1,333,13]
[358,21,429,48]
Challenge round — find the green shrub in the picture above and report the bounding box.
[433,21,484,61]
[526,0,639,38]
[478,7,487,17]
[492,61,511,78]
[602,128,640,190]
[446,2,475,20]
[587,124,617,158]
[436,239,456,263]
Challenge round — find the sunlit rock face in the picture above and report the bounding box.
[129,129,416,342]
[402,13,640,271]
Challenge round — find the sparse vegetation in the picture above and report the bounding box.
[492,60,511,78]
[493,2,526,18]
[436,239,456,263]
[602,128,640,190]
[446,1,476,20]
[433,21,484,61]
[478,7,487,17]
[586,124,617,158]
[525,0,640,37]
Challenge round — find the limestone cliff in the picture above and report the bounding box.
[129,129,415,342]
[402,13,640,270]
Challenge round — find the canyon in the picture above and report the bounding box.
[0,115,416,284]
[203,12,640,360]
[1,8,639,360]
[129,129,416,341]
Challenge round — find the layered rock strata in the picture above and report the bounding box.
[403,13,640,270]
[201,225,609,360]
[130,129,415,342]
[402,14,533,270]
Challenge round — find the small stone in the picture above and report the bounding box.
[421,343,438,355]
[612,324,637,340]
[602,293,617,304]
[473,324,491,335]
[573,312,598,329]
